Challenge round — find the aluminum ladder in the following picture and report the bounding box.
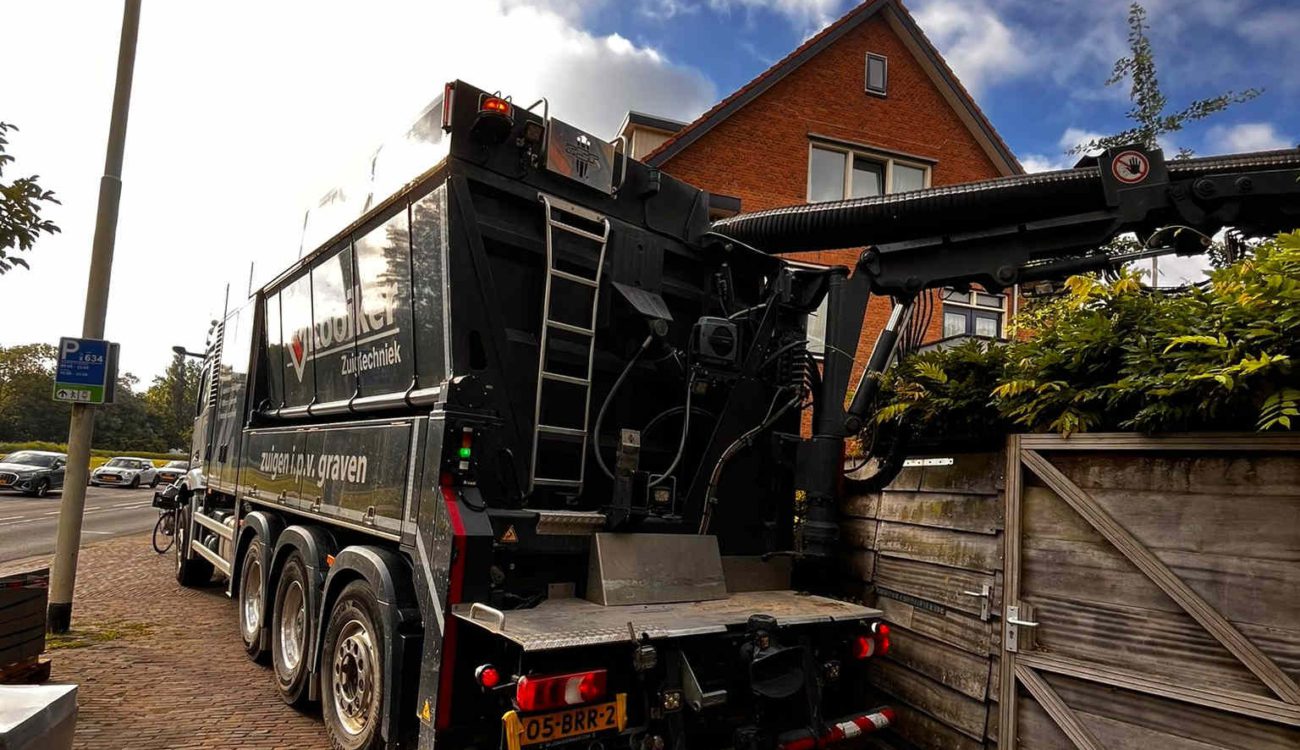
[529,193,610,494]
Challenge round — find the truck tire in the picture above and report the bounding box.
[239,538,270,662]
[272,552,314,707]
[175,505,213,586]
[321,579,386,750]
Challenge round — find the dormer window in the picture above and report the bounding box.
[865,53,888,96]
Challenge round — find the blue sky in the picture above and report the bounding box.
[579,0,1299,168]
[3,0,1296,381]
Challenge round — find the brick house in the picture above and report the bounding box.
[617,0,1022,384]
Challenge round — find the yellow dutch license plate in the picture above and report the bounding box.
[518,701,620,746]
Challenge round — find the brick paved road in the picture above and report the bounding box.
[13,533,330,749]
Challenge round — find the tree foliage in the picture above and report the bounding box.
[877,231,1300,437]
[1070,3,1261,157]
[0,122,60,274]
[0,344,200,451]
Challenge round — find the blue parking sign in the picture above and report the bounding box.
[53,337,118,405]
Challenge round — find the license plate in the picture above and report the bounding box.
[101,475,118,481]
[517,701,620,747]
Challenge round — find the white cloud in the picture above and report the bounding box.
[1019,154,1072,173]
[707,0,848,34]
[1205,122,1294,154]
[1058,127,1106,153]
[911,0,1033,95]
[0,0,716,382]
[638,0,701,21]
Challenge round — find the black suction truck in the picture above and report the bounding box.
[165,80,1300,750]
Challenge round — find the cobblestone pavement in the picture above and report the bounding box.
[11,533,330,749]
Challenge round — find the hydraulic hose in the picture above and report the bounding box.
[711,149,1300,254]
[647,375,694,489]
[593,335,655,481]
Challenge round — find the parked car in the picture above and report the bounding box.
[0,450,67,497]
[155,459,190,486]
[90,457,159,488]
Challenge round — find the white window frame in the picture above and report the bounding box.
[805,143,931,204]
[804,145,933,355]
[941,287,1008,339]
[865,53,888,96]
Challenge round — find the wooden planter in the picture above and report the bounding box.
[0,568,49,684]
[845,433,1300,750]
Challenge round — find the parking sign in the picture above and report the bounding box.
[53,337,118,405]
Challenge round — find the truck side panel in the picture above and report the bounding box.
[240,419,416,537]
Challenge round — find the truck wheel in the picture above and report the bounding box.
[239,539,269,662]
[272,552,313,706]
[321,580,386,750]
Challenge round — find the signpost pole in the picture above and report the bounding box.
[47,0,142,634]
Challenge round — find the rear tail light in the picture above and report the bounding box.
[475,664,502,689]
[852,622,892,660]
[515,670,607,712]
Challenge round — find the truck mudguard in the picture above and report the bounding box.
[318,545,421,747]
[230,510,285,600]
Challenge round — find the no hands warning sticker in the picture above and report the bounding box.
[1111,150,1151,184]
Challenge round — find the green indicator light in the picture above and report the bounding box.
[458,446,472,459]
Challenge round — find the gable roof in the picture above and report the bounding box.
[643,0,1022,176]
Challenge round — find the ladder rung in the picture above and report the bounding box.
[551,269,599,287]
[538,424,586,438]
[534,477,583,487]
[547,319,595,336]
[541,371,590,386]
[548,220,606,244]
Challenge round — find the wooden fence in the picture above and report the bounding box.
[851,433,1300,750]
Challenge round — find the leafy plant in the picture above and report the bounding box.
[875,231,1300,437]
[1070,3,1261,157]
[0,122,60,274]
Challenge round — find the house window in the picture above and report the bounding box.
[807,144,931,204]
[941,288,1006,339]
[805,143,933,355]
[865,53,888,96]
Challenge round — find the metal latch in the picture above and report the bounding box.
[1004,603,1038,653]
[961,583,992,621]
[681,653,727,711]
[363,506,376,526]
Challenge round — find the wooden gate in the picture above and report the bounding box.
[999,433,1300,749]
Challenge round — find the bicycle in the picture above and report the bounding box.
[151,484,184,554]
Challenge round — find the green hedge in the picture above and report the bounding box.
[876,230,1300,438]
[0,441,184,463]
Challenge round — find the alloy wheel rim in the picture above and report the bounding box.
[242,558,263,639]
[332,618,376,736]
[279,580,306,673]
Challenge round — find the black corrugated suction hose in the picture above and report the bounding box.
[710,149,1300,254]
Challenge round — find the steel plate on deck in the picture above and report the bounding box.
[452,591,881,651]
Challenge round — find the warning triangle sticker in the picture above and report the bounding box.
[418,699,432,724]
[501,525,519,543]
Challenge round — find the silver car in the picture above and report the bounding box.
[90,457,159,488]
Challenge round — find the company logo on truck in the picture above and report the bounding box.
[286,288,402,382]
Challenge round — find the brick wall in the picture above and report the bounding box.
[658,12,1006,388]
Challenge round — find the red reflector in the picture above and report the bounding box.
[852,634,876,660]
[877,635,891,655]
[481,96,512,116]
[516,670,607,712]
[873,622,890,637]
[476,664,501,689]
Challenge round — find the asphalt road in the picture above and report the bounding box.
[0,484,161,565]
